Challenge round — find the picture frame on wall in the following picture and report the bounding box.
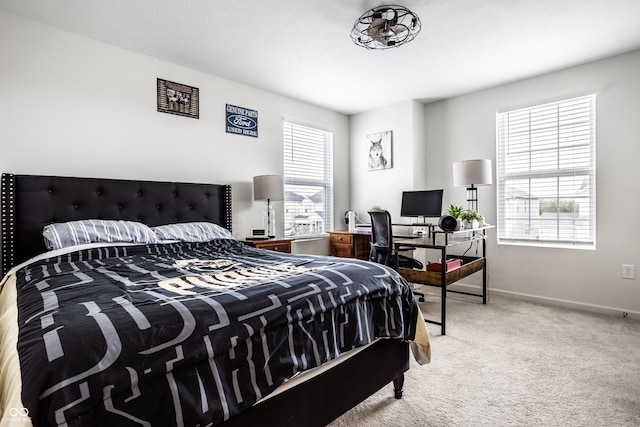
[157,78,199,119]
[367,130,393,171]
[226,104,259,138]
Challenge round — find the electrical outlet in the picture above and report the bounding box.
[622,264,635,280]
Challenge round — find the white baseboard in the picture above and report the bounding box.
[430,282,640,320]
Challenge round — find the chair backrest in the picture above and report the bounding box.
[368,209,394,266]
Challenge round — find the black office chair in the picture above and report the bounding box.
[368,210,425,302]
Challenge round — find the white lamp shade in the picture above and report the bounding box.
[253,175,284,201]
[452,159,492,187]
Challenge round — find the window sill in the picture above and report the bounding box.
[497,239,595,251]
[289,234,329,243]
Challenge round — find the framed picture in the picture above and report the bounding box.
[367,130,392,170]
[157,78,199,119]
[226,104,259,138]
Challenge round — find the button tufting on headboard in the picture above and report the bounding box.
[0,174,232,276]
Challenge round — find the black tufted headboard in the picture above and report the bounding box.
[1,173,232,276]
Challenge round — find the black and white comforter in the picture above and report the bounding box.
[5,239,423,426]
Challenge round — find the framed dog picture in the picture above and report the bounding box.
[157,78,199,119]
[367,130,392,171]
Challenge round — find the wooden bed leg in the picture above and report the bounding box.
[393,374,405,399]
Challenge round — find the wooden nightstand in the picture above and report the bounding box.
[243,238,292,254]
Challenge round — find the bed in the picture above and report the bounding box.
[0,173,430,426]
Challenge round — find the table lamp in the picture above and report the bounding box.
[452,159,492,212]
[253,175,284,238]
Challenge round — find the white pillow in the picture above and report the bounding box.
[152,222,234,242]
[43,220,161,250]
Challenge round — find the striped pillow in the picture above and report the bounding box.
[43,220,161,250]
[152,222,234,242]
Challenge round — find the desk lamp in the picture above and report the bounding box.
[452,159,492,212]
[253,175,284,238]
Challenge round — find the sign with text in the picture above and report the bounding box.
[226,104,258,138]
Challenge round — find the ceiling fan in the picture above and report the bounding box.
[351,5,422,49]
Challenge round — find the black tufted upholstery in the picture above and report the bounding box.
[1,174,232,275]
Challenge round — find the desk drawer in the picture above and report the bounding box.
[255,241,291,253]
[247,239,292,253]
[330,233,353,245]
[329,232,354,258]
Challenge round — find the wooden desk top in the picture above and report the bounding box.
[330,230,419,239]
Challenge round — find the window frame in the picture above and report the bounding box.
[282,120,334,238]
[496,93,596,250]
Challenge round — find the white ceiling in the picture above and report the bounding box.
[2,0,640,115]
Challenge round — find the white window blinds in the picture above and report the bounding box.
[283,121,333,237]
[496,94,596,249]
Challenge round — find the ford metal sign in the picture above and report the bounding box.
[226,104,258,138]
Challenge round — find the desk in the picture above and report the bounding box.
[329,231,371,260]
[394,226,493,335]
[328,231,420,261]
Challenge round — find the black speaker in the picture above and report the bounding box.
[438,215,457,232]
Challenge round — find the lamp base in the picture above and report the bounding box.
[466,186,478,212]
[263,200,276,239]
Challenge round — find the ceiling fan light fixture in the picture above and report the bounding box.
[351,5,421,50]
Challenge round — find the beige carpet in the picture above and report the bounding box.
[329,291,640,427]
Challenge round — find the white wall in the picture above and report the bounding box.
[424,49,640,316]
[0,10,349,253]
[3,10,639,315]
[348,99,427,226]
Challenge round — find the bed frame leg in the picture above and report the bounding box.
[393,374,405,399]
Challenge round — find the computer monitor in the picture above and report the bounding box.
[400,189,444,221]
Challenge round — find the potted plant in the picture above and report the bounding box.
[446,204,464,230]
[460,209,482,230]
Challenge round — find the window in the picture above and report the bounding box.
[496,94,596,249]
[283,121,333,237]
